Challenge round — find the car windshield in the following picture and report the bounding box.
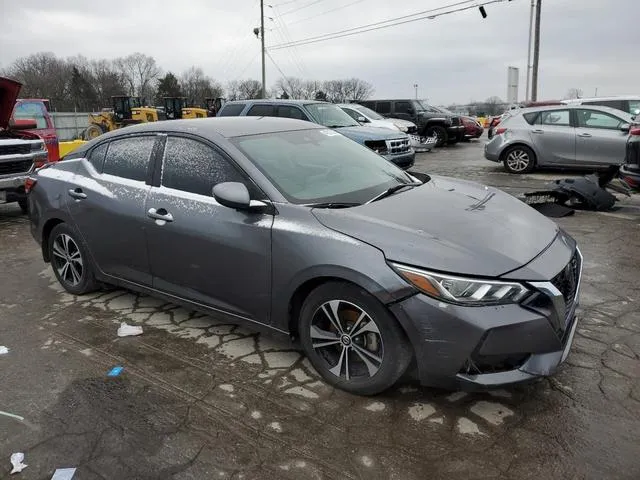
[353,105,384,120]
[305,103,360,128]
[231,129,414,205]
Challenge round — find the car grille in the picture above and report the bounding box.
[0,144,31,156]
[386,138,411,155]
[460,353,530,375]
[364,140,388,155]
[551,250,581,326]
[0,160,34,176]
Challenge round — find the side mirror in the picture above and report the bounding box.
[357,116,368,123]
[620,123,630,132]
[9,118,37,130]
[213,182,251,210]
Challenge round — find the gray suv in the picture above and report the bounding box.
[218,100,415,169]
[356,99,465,147]
[29,117,582,395]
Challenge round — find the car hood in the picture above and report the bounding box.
[387,118,416,128]
[312,176,559,278]
[335,125,408,141]
[0,77,21,129]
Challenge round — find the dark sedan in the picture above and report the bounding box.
[28,117,582,395]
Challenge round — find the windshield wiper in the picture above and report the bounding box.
[365,182,422,204]
[304,202,361,209]
[325,124,354,128]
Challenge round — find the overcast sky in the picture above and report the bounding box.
[0,0,637,105]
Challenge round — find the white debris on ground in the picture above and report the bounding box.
[117,322,143,337]
[0,346,8,355]
[10,452,27,474]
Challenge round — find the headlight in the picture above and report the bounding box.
[31,141,46,151]
[391,263,530,306]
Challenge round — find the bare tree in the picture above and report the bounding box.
[114,53,161,104]
[89,59,127,108]
[180,66,223,106]
[320,78,373,103]
[272,77,305,99]
[564,87,583,100]
[226,80,241,101]
[483,96,504,116]
[236,79,263,100]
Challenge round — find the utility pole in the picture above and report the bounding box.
[531,0,542,101]
[414,83,418,99]
[260,0,266,99]
[525,0,535,101]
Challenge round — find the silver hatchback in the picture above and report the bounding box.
[485,105,634,173]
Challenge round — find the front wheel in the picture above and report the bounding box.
[503,145,536,174]
[48,223,98,295]
[425,126,448,148]
[298,282,412,396]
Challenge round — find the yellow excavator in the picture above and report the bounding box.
[163,97,207,120]
[83,96,160,140]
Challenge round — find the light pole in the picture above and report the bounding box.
[414,83,418,99]
[260,0,266,98]
[525,0,535,101]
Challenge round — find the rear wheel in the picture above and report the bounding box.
[298,282,412,396]
[48,223,98,295]
[425,125,448,148]
[83,124,103,140]
[503,145,536,174]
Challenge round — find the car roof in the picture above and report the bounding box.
[515,104,632,117]
[224,99,325,106]
[87,117,324,142]
[563,95,640,103]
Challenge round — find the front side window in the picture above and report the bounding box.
[352,105,384,120]
[277,105,309,121]
[247,104,275,117]
[538,110,570,126]
[304,103,359,128]
[395,101,413,114]
[162,136,246,196]
[218,103,246,116]
[88,143,108,171]
[232,129,413,205]
[102,136,155,181]
[576,110,624,129]
[12,101,48,129]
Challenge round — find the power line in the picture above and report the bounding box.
[269,0,510,50]
[286,0,365,26]
[279,0,325,16]
[271,0,300,6]
[271,5,310,76]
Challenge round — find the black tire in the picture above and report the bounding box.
[17,198,28,214]
[425,125,448,148]
[48,223,98,295]
[502,145,536,174]
[298,281,412,396]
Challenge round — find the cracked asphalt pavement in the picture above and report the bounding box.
[1,140,639,479]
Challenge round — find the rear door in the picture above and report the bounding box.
[145,134,273,323]
[66,134,159,285]
[528,109,575,164]
[12,101,59,162]
[574,108,628,166]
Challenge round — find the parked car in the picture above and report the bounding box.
[622,115,640,189]
[12,97,59,162]
[218,100,415,169]
[461,116,484,139]
[487,101,563,139]
[562,96,640,116]
[485,105,634,173]
[355,99,465,147]
[1,77,49,213]
[29,116,583,395]
[337,103,435,152]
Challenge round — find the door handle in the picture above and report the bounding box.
[68,188,87,200]
[577,133,592,138]
[532,129,544,134]
[147,207,173,222]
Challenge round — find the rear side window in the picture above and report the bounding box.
[584,100,624,111]
[13,101,48,129]
[538,110,570,126]
[247,104,276,117]
[161,136,246,196]
[88,143,108,171]
[395,101,413,114]
[376,102,391,114]
[103,136,155,181]
[523,112,539,125]
[278,105,309,121]
[629,100,640,115]
[218,103,246,116]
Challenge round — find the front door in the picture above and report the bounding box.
[574,108,628,166]
[529,109,575,164]
[66,135,158,285]
[145,135,273,324]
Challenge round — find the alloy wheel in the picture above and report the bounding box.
[52,233,84,287]
[506,149,530,172]
[310,300,384,380]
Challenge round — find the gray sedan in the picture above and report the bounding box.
[28,117,582,395]
[485,105,634,173]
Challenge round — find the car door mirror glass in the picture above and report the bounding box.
[213,182,251,210]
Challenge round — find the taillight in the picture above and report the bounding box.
[630,127,640,136]
[495,127,508,135]
[24,177,37,193]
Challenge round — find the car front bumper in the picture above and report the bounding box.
[389,248,583,390]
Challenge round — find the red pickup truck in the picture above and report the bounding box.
[11,97,59,162]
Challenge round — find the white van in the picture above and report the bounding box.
[562,96,640,115]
